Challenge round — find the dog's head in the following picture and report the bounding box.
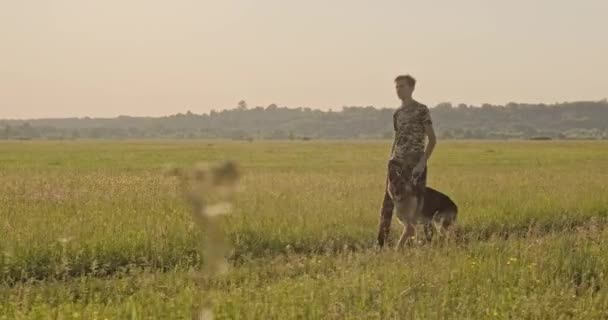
[387,159,416,201]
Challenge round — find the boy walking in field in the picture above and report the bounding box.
[377,75,437,247]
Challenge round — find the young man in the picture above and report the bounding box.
[377,74,437,247]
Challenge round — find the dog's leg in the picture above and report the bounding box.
[432,215,446,239]
[438,207,457,228]
[397,223,415,248]
[423,223,434,242]
[396,196,418,249]
[433,208,457,240]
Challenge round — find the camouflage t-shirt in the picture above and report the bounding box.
[391,101,432,159]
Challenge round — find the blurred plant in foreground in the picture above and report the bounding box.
[165,161,241,320]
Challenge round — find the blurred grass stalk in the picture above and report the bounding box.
[166,161,240,320]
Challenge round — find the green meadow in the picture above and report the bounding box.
[1,140,608,319]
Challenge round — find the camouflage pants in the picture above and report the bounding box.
[377,153,427,247]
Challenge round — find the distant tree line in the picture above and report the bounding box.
[1,100,608,140]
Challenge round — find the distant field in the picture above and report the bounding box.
[1,140,608,319]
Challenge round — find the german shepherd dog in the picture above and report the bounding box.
[387,159,458,247]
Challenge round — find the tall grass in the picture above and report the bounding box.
[1,140,608,319]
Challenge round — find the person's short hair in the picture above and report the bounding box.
[394,74,416,87]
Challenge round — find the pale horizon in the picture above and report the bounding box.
[2,0,607,120]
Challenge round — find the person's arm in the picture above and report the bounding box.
[390,111,398,156]
[422,123,436,163]
[415,106,436,172]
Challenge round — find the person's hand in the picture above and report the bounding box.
[412,161,426,179]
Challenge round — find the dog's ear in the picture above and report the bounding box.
[387,159,398,176]
[387,159,402,183]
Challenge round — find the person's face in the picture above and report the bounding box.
[395,80,414,100]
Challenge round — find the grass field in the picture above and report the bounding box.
[1,140,608,319]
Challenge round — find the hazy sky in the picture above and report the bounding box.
[1,0,607,119]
